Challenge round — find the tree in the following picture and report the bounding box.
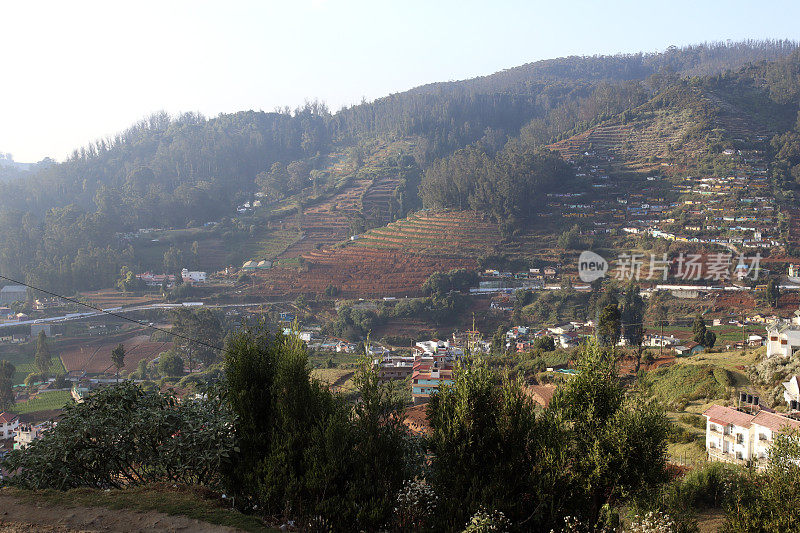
[34,331,51,376]
[766,278,781,308]
[620,283,646,371]
[170,308,223,370]
[597,304,622,347]
[111,343,126,382]
[704,330,717,349]
[692,314,707,346]
[163,246,184,275]
[549,341,669,524]
[533,335,556,352]
[1,382,233,490]
[0,360,15,410]
[427,358,567,530]
[725,428,800,531]
[157,350,184,378]
[223,328,411,529]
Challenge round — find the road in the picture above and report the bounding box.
[0,300,292,329]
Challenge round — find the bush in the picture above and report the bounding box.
[1,382,233,490]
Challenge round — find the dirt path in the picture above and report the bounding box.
[0,494,242,532]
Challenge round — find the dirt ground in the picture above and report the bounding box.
[0,493,242,532]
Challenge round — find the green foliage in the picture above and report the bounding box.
[392,293,470,326]
[222,329,413,530]
[422,268,478,296]
[597,304,622,347]
[549,342,670,523]
[692,314,707,346]
[420,143,574,227]
[558,224,583,250]
[533,335,556,352]
[2,382,234,490]
[34,331,51,376]
[641,364,729,407]
[427,358,564,530]
[157,350,185,378]
[724,428,800,531]
[111,343,126,378]
[0,359,16,409]
[170,308,224,370]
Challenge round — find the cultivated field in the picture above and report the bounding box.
[60,332,169,376]
[252,210,499,297]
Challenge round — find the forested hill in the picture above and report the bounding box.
[1,41,800,294]
[407,40,800,96]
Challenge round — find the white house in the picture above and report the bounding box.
[783,375,800,409]
[0,412,19,440]
[13,422,53,450]
[181,269,207,284]
[704,404,800,467]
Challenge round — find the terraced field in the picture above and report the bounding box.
[61,333,169,376]
[274,140,416,260]
[253,211,500,297]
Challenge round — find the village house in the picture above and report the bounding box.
[703,404,800,468]
[674,342,704,356]
[0,412,19,440]
[765,309,800,357]
[411,360,453,405]
[13,421,53,450]
[181,268,207,284]
[373,354,415,381]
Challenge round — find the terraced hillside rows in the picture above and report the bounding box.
[253,211,500,297]
[275,139,417,260]
[547,86,771,168]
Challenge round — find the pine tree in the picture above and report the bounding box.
[35,331,51,376]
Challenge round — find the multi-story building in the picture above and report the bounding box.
[411,361,453,405]
[765,310,800,358]
[703,404,800,468]
[373,354,415,381]
[0,412,19,440]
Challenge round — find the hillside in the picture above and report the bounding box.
[1,42,800,295]
[547,81,782,171]
[251,210,499,297]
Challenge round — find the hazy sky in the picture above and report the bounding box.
[3,0,800,162]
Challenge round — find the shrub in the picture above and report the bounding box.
[2,382,233,490]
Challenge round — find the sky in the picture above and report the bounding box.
[2,0,800,162]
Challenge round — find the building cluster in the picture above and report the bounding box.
[0,412,54,451]
[505,323,581,351]
[703,402,800,468]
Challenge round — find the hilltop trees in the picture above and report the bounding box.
[420,142,574,229]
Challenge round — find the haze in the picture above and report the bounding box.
[2,0,799,162]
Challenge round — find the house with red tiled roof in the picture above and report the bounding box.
[703,404,800,468]
[0,412,19,440]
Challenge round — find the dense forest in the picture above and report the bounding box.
[2,40,800,293]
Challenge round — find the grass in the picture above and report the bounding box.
[11,390,73,414]
[642,363,731,407]
[5,484,276,532]
[0,346,66,386]
[248,227,303,260]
